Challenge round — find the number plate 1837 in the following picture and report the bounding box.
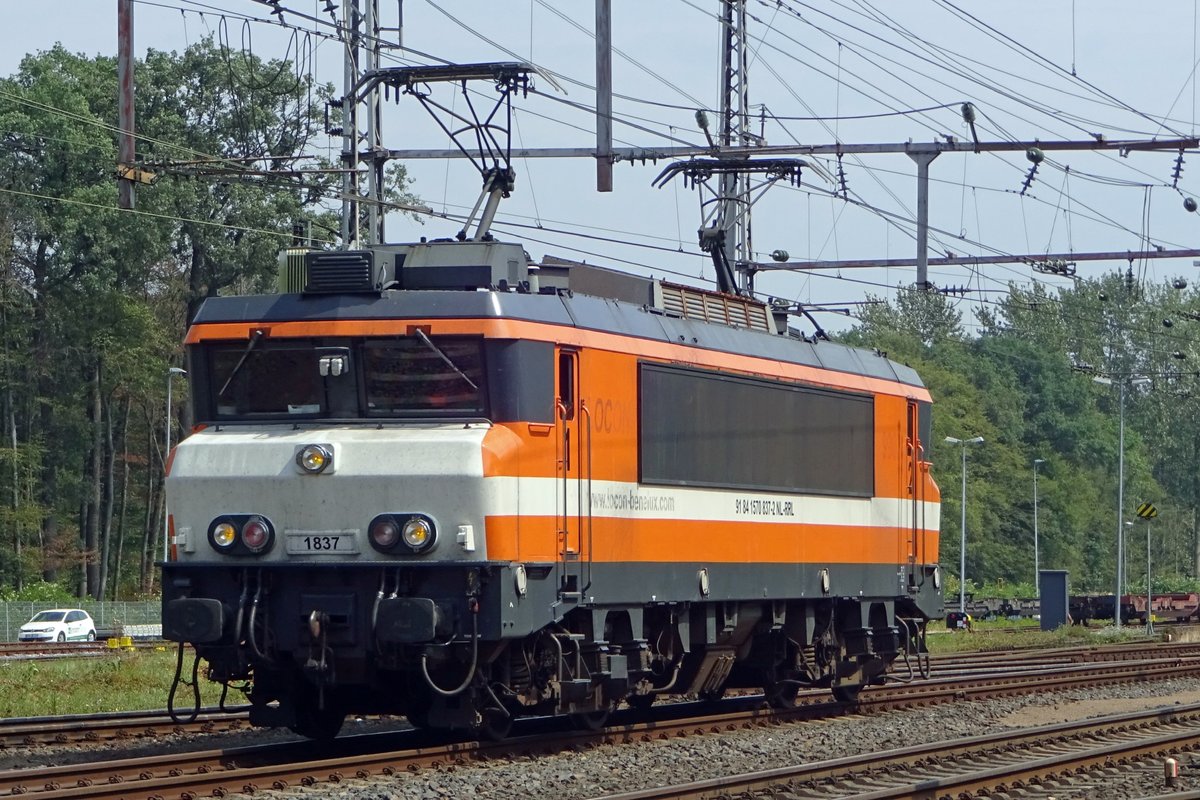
[285,531,359,554]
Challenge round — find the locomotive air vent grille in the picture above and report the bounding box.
[277,248,310,293]
[657,282,772,333]
[304,251,376,293]
[659,289,687,317]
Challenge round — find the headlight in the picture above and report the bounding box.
[212,521,238,550]
[368,514,436,554]
[208,515,275,555]
[296,444,332,474]
[402,517,434,551]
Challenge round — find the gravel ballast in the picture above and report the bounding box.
[8,678,1200,799]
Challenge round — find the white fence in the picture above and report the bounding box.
[0,601,160,641]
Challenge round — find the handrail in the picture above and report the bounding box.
[580,401,594,593]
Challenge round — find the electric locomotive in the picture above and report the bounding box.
[162,239,943,739]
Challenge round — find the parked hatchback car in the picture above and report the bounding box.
[18,609,96,643]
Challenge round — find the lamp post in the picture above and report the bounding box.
[1145,517,1154,635]
[1033,458,1045,591]
[163,366,187,562]
[1123,520,1133,625]
[1093,375,1151,628]
[946,435,985,613]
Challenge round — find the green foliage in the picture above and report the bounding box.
[0,650,226,716]
[0,581,77,602]
[841,272,1200,593]
[0,40,415,598]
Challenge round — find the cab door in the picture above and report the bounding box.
[906,398,930,591]
[555,348,590,602]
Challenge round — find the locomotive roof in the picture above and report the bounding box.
[192,290,926,392]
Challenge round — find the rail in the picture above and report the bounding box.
[6,645,1200,799]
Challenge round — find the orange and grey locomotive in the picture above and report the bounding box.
[162,240,943,739]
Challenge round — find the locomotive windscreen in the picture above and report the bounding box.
[638,363,874,496]
[211,344,324,417]
[362,339,485,414]
[200,336,486,420]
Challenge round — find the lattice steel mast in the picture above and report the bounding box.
[717,0,756,293]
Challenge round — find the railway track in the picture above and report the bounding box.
[0,707,251,748]
[0,641,163,659]
[4,645,1200,799]
[2,641,1194,749]
[591,701,1200,799]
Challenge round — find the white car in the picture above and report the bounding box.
[18,609,97,643]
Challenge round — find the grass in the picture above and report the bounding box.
[0,623,1161,718]
[0,648,229,718]
[926,622,1151,654]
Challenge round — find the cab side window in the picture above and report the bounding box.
[558,351,576,420]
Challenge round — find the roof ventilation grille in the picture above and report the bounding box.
[657,282,773,333]
[304,251,376,293]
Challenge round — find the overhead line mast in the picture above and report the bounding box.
[337,0,400,248]
[339,0,361,248]
[717,0,753,294]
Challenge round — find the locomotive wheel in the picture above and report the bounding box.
[569,709,610,731]
[764,681,800,710]
[475,708,513,741]
[405,707,430,729]
[831,684,862,704]
[290,699,347,741]
[626,693,656,712]
[405,690,433,730]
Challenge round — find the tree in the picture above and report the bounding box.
[0,39,417,598]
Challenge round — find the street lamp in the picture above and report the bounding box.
[164,366,188,562]
[1093,374,1151,629]
[946,435,985,613]
[1033,458,1045,591]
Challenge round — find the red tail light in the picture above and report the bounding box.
[242,517,271,552]
[370,517,401,549]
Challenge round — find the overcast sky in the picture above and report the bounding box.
[5,2,1200,334]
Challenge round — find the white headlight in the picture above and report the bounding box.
[296,444,332,474]
[212,522,238,549]
[401,517,435,552]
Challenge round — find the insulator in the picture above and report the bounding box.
[770,249,789,262]
[695,110,710,131]
[1185,197,1198,213]
[1019,161,1040,196]
[960,102,977,124]
[1026,147,1044,164]
[1164,318,1175,328]
[1174,351,1187,360]
[1174,277,1188,290]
